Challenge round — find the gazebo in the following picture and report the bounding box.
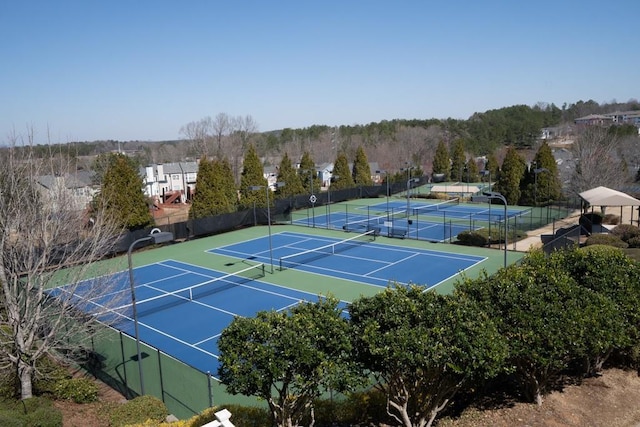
[578,186,640,226]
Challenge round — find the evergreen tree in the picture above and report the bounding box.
[449,139,466,181]
[485,152,500,178]
[520,142,562,206]
[432,141,450,180]
[275,152,305,199]
[331,152,355,190]
[189,157,217,219]
[352,145,373,185]
[298,151,320,194]
[217,157,239,212]
[239,144,267,209]
[465,158,480,183]
[493,147,526,205]
[95,153,153,230]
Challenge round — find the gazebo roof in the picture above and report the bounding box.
[579,186,640,207]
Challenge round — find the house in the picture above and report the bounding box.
[142,162,198,203]
[36,170,98,211]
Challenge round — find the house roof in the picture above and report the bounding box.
[579,186,640,207]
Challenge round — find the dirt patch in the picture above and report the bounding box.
[439,368,640,427]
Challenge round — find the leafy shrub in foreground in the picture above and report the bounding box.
[109,395,168,427]
[53,377,98,403]
[585,234,628,248]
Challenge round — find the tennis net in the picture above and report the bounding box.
[103,263,266,319]
[411,198,459,215]
[279,230,376,271]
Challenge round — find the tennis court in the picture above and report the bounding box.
[209,230,487,288]
[293,199,530,242]
[52,259,344,376]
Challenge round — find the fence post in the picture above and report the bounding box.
[208,372,214,408]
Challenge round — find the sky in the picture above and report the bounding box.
[1,0,638,144]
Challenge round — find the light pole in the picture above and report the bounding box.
[128,229,174,396]
[483,192,508,269]
[326,174,338,229]
[406,177,420,217]
[402,165,416,215]
[250,182,284,273]
[376,170,390,218]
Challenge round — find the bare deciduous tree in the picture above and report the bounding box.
[570,127,629,195]
[212,112,231,155]
[180,117,213,158]
[0,131,123,399]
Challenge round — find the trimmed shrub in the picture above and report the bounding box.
[53,377,98,403]
[457,230,489,246]
[585,234,629,248]
[628,236,640,248]
[603,214,620,225]
[109,395,168,427]
[611,224,640,243]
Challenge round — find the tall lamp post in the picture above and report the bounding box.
[376,170,390,218]
[483,192,508,269]
[326,174,338,229]
[250,182,284,273]
[402,165,416,215]
[128,229,174,396]
[406,177,420,216]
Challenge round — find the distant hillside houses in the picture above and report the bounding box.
[574,110,640,133]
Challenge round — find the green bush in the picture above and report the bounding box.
[628,237,640,249]
[33,358,72,397]
[109,395,168,427]
[585,234,629,248]
[611,224,640,243]
[457,230,489,246]
[311,389,391,426]
[53,377,98,403]
[603,214,620,225]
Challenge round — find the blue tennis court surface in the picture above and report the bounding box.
[209,231,486,288]
[293,200,529,242]
[52,260,341,377]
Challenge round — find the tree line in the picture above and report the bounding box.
[217,245,640,427]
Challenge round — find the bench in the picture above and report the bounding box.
[389,228,407,239]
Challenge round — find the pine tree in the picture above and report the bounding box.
[189,157,217,219]
[465,158,480,183]
[432,141,450,180]
[520,142,563,206]
[331,152,355,190]
[298,152,320,194]
[493,147,526,205]
[449,140,466,181]
[95,153,153,230]
[275,152,305,199]
[352,146,373,185]
[239,144,268,209]
[217,157,239,212]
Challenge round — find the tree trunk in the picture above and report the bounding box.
[19,361,33,400]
